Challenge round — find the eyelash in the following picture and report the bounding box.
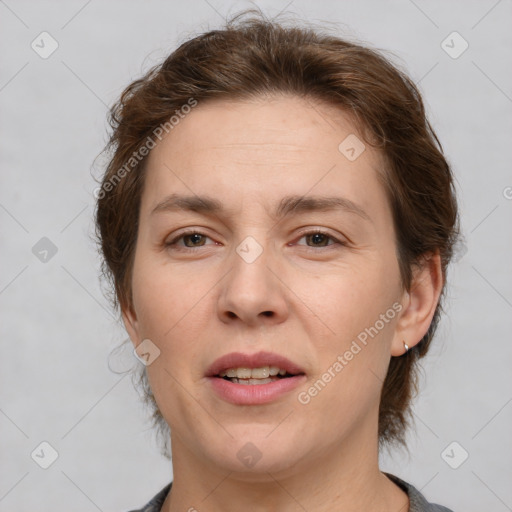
[165,229,346,252]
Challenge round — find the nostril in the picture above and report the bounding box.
[262,311,273,317]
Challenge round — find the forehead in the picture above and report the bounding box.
[141,95,387,216]
[150,95,368,158]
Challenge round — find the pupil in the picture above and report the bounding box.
[309,233,327,246]
[185,234,203,247]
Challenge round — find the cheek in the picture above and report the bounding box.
[295,256,401,412]
[132,261,215,428]
[295,272,399,435]
[131,255,216,340]
[296,259,400,347]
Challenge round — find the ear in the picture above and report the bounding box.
[391,251,443,357]
[121,301,141,348]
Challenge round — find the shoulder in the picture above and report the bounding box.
[385,473,455,512]
[125,482,172,512]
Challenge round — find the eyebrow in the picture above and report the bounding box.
[150,193,371,222]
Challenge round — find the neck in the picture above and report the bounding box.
[162,418,408,512]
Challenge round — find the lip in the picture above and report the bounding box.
[206,350,305,377]
[206,351,306,405]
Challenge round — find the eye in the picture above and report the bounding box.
[165,229,345,252]
[294,230,345,249]
[165,230,217,250]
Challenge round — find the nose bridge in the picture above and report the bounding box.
[217,232,288,324]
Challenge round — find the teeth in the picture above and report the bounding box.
[237,367,252,379]
[251,366,270,379]
[219,366,289,379]
[235,378,274,385]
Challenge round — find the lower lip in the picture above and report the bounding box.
[208,375,306,405]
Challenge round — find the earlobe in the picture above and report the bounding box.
[391,251,443,357]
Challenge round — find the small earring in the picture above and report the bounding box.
[403,341,409,354]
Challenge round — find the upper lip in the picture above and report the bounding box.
[206,351,305,377]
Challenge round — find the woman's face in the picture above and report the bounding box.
[124,95,408,476]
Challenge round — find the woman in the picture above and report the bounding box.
[95,11,458,512]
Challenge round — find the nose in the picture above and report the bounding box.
[217,238,289,327]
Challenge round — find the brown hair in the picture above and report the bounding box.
[95,10,459,456]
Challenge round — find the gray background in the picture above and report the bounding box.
[1,1,511,511]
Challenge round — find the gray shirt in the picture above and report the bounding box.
[127,473,454,512]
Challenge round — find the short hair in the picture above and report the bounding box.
[95,10,459,456]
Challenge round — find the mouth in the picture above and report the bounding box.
[217,365,299,385]
[206,351,306,405]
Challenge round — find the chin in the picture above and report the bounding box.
[201,427,307,477]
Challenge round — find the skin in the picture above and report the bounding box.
[123,94,443,512]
